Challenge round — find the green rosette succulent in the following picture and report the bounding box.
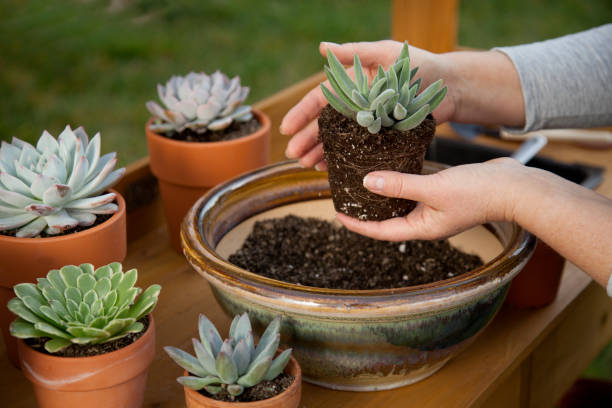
[0,126,125,237]
[321,41,447,133]
[8,263,161,353]
[165,313,292,398]
[146,71,253,134]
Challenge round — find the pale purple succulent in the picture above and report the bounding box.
[0,126,125,237]
[146,71,252,134]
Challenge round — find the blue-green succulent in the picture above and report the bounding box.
[165,313,292,398]
[321,41,447,133]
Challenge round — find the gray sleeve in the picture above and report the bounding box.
[494,24,612,132]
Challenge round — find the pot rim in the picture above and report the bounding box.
[182,355,301,406]
[17,314,155,363]
[0,188,125,245]
[182,160,536,300]
[145,108,270,149]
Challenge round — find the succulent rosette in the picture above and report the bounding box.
[8,263,161,353]
[0,126,125,237]
[146,71,253,134]
[321,42,447,133]
[165,313,292,398]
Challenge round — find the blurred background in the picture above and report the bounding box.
[1,0,611,381]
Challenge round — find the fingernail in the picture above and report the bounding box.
[363,174,384,191]
[322,41,339,47]
[279,125,287,136]
[314,163,322,171]
[284,147,293,159]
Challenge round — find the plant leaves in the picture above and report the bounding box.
[165,346,210,378]
[394,104,430,131]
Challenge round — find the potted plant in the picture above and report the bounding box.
[181,161,537,390]
[165,312,301,407]
[145,71,270,252]
[318,42,447,220]
[8,262,161,408]
[0,126,127,365]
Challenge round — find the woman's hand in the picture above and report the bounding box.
[281,40,454,169]
[337,158,526,241]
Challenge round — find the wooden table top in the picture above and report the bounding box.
[1,73,611,407]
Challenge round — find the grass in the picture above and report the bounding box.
[2,0,611,381]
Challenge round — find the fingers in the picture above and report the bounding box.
[336,212,425,242]
[299,143,324,168]
[363,171,433,203]
[280,86,328,136]
[285,119,319,159]
[319,40,401,67]
[314,160,327,171]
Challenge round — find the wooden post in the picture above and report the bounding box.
[391,0,459,53]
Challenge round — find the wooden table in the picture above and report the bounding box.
[1,73,611,408]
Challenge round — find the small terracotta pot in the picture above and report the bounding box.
[18,315,155,408]
[505,240,565,308]
[0,190,127,366]
[146,109,271,252]
[183,355,301,408]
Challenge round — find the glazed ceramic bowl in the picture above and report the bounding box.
[182,161,536,391]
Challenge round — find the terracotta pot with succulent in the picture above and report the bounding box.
[0,126,127,366]
[319,42,446,220]
[9,262,161,408]
[165,312,301,408]
[145,71,270,252]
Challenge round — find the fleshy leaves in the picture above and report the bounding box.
[165,313,291,397]
[8,263,160,353]
[321,41,447,133]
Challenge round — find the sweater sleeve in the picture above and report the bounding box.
[494,24,612,132]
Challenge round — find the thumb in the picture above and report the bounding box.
[363,171,432,202]
[319,41,400,67]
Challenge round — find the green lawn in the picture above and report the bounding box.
[2,0,611,381]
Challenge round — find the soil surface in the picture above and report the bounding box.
[198,373,294,402]
[25,315,150,357]
[318,105,435,221]
[0,212,113,238]
[162,117,261,142]
[229,215,483,290]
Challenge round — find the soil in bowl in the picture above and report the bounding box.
[228,215,483,290]
[318,105,435,221]
[24,315,150,357]
[196,373,294,402]
[160,117,261,143]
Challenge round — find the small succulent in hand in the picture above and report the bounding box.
[0,126,125,237]
[321,41,447,134]
[146,71,253,134]
[8,263,161,353]
[165,313,292,399]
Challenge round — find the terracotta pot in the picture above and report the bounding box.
[146,109,271,252]
[182,161,537,390]
[505,240,565,308]
[183,355,301,408]
[18,315,155,408]
[0,190,127,366]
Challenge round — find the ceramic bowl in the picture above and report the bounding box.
[182,161,536,391]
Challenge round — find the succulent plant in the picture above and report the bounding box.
[146,71,253,134]
[8,263,161,353]
[321,41,447,134]
[165,313,292,399]
[0,126,125,237]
